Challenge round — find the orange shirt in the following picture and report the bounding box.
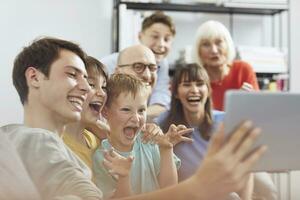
[211,60,259,111]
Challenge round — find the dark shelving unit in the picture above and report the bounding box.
[117,1,287,15]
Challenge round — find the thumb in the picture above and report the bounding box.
[167,124,177,134]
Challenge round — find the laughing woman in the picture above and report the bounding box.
[155,63,253,200]
[63,56,109,170]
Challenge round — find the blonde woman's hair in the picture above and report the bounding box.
[192,20,236,66]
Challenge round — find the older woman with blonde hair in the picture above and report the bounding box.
[192,20,259,111]
[192,20,277,200]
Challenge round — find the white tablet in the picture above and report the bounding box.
[224,90,300,172]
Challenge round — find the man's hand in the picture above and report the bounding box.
[190,121,267,200]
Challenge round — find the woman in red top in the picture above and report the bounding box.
[192,20,259,111]
[192,20,278,200]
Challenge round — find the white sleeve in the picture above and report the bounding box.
[149,59,171,109]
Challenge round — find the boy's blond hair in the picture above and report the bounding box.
[106,73,149,107]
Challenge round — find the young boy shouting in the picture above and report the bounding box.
[93,74,193,198]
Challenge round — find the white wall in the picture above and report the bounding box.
[0,0,113,125]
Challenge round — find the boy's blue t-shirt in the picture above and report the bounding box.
[154,110,225,181]
[92,133,180,198]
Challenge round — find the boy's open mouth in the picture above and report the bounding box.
[123,126,139,140]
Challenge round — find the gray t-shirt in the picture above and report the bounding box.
[0,130,40,200]
[0,124,103,200]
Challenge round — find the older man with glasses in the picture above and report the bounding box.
[114,44,164,121]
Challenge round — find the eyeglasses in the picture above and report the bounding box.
[118,62,159,74]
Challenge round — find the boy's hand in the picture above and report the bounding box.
[141,123,164,144]
[103,149,134,180]
[141,123,193,149]
[165,124,194,147]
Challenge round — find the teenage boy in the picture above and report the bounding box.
[1,36,266,200]
[101,11,175,119]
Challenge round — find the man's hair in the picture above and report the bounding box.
[85,56,108,81]
[142,11,176,35]
[106,73,148,107]
[13,37,86,105]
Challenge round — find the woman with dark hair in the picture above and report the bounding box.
[155,63,253,200]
